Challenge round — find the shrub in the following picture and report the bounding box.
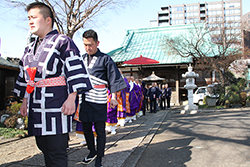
[4,114,27,128]
[225,85,240,104]
[225,100,230,108]
[240,92,247,106]
[9,103,22,115]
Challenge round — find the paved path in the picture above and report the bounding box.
[1,107,250,167]
[136,108,250,167]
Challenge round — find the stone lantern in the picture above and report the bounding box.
[181,64,199,114]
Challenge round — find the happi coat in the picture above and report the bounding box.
[79,49,127,123]
[14,30,92,136]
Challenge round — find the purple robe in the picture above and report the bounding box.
[127,82,139,117]
[106,90,118,124]
[117,77,130,119]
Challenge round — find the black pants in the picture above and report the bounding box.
[35,133,68,167]
[142,99,147,115]
[150,98,157,113]
[160,98,166,109]
[166,96,171,108]
[82,121,106,158]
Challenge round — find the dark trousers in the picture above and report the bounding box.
[166,96,171,108]
[160,98,166,109]
[145,98,149,110]
[150,98,157,113]
[82,121,106,158]
[35,133,68,167]
[143,99,147,115]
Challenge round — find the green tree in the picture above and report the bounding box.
[163,22,246,92]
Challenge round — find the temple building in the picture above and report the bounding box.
[108,24,221,105]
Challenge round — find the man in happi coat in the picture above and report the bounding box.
[117,69,130,127]
[14,2,92,166]
[79,29,127,167]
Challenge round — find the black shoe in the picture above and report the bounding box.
[81,153,97,164]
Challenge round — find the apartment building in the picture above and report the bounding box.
[242,12,250,30]
[155,0,242,27]
[151,0,243,45]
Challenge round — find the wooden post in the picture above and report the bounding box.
[176,66,180,106]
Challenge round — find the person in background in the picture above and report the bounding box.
[14,2,92,166]
[106,90,118,135]
[79,29,127,167]
[142,81,148,115]
[126,76,138,122]
[160,84,166,110]
[117,69,130,127]
[147,82,160,113]
[155,82,160,111]
[165,84,172,109]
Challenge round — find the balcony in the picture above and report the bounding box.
[200,7,206,11]
[200,13,206,17]
[159,16,169,21]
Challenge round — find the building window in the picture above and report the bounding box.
[207,4,222,9]
[186,12,199,17]
[186,18,199,24]
[225,15,241,21]
[225,29,241,34]
[159,22,169,26]
[172,7,183,12]
[225,22,240,27]
[171,19,184,25]
[225,2,240,8]
[208,17,223,22]
[186,5,199,11]
[171,13,183,18]
[207,10,222,16]
[225,9,240,15]
[248,14,250,19]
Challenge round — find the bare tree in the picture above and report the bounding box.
[163,21,248,90]
[4,0,135,38]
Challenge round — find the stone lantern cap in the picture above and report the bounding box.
[182,64,199,78]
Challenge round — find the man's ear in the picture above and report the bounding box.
[46,17,52,26]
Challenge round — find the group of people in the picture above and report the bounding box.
[13,2,171,167]
[105,78,172,134]
[146,82,172,113]
[74,77,172,142]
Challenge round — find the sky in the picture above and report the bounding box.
[0,0,249,59]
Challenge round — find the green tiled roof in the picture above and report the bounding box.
[108,24,222,65]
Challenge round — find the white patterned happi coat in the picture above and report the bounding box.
[14,30,92,136]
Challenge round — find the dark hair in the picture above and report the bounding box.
[26,2,54,28]
[82,29,98,43]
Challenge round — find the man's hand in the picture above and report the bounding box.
[110,99,118,108]
[61,92,77,115]
[20,98,28,116]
